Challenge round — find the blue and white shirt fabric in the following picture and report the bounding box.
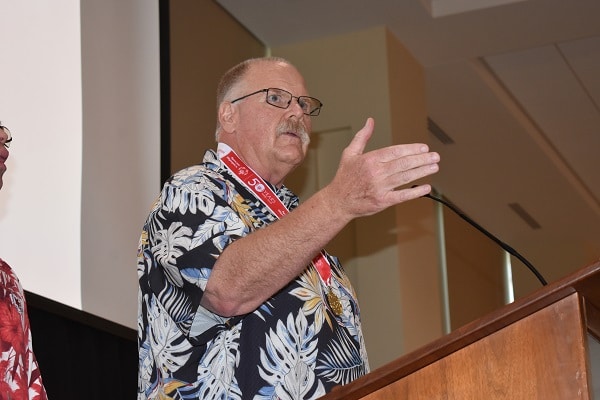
[137,148,369,400]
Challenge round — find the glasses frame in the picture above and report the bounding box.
[230,88,323,116]
[0,125,11,149]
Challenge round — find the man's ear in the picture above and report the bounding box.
[218,102,237,133]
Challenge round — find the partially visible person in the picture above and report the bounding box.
[0,123,11,189]
[0,122,48,400]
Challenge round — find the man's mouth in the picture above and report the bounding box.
[277,121,310,144]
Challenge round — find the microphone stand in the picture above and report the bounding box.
[422,191,548,286]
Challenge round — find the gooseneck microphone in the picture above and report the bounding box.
[418,188,548,286]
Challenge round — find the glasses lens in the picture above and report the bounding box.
[299,97,322,116]
[1,126,11,148]
[266,88,292,109]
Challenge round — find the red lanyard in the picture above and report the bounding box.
[218,144,332,285]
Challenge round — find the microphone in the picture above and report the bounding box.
[417,187,548,286]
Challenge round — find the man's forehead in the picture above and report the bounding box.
[247,61,307,91]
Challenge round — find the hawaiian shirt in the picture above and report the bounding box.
[137,148,369,400]
[0,259,47,400]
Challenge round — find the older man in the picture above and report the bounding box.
[137,57,440,399]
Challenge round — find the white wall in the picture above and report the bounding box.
[0,0,160,329]
[0,1,84,309]
[79,0,160,329]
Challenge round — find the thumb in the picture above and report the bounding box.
[344,118,374,156]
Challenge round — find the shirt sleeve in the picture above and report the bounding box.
[141,174,250,343]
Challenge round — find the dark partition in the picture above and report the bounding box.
[25,291,137,400]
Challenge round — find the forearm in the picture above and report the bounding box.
[201,184,349,317]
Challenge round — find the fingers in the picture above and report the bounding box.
[391,163,438,190]
[382,150,440,189]
[383,184,433,205]
[375,142,431,163]
[343,118,374,157]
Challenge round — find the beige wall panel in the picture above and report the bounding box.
[386,29,444,353]
[170,0,264,173]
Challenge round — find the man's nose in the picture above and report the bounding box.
[288,98,305,117]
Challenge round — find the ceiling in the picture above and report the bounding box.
[215,0,600,284]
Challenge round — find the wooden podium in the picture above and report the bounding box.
[321,261,600,399]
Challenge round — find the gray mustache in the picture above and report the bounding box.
[277,121,310,144]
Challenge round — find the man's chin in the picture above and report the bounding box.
[276,147,306,168]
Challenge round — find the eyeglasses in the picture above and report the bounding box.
[0,125,11,149]
[230,88,323,116]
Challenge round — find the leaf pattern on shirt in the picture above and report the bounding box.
[316,328,366,384]
[147,298,192,374]
[191,205,246,250]
[195,328,243,400]
[290,268,333,332]
[257,311,325,400]
[151,220,193,287]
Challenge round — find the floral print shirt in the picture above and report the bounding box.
[137,148,369,400]
[0,259,47,400]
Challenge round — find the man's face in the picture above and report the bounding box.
[227,61,313,183]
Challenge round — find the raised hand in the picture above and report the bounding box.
[327,117,440,219]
